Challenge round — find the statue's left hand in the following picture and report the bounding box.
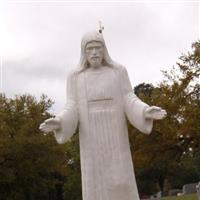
[144,106,167,120]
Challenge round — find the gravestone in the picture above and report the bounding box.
[182,183,198,194]
[196,182,200,200]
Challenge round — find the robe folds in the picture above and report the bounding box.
[54,65,153,200]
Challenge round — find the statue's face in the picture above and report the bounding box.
[85,41,104,68]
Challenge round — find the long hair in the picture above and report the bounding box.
[77,31,121,72]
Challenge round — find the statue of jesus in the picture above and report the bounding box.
[40,30,167,200]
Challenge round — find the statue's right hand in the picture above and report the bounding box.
[39,118,61,134]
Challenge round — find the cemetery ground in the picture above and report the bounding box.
[162,193,198,200]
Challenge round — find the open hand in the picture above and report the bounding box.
[144,106,167,120]
[39,118,61,134]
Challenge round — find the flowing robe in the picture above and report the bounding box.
[54,65,153,200]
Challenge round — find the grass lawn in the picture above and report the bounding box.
[162,193,198,200]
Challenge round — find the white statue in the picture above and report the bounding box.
[40,30,166,200]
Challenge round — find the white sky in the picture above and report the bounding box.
[0,1,199,113]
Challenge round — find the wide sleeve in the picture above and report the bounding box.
[53,70,79,144]
[120,66,153,134]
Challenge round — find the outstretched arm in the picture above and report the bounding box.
[39,118,61,134]
[144,106,167,120]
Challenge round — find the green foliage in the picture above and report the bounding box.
[131,41,200,196]
[63,134,82,200]
[162,193,198,200]
[0,94,67,199]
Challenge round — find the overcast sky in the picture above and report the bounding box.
[1,1,199,113]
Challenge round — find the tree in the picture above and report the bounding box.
[0,94,68,200]
[129,41,200,196]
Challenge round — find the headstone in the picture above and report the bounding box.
[196,182,200,200]
[182,183,198,194]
